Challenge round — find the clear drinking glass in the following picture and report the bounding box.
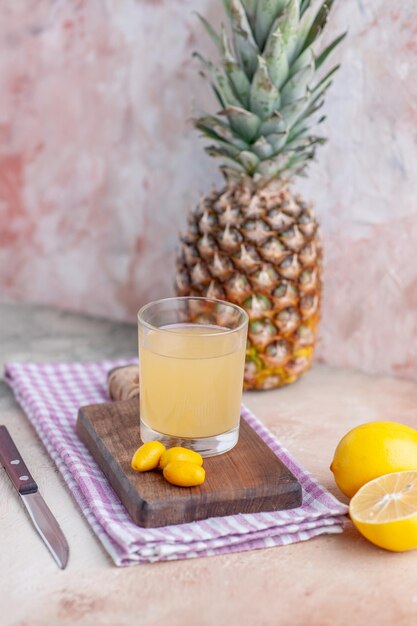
[138,296,249,456]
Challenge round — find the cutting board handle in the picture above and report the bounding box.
[0,425,38,494]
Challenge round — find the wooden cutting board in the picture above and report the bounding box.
[76,399,302,528]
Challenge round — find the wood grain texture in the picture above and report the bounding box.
[76,399,302,528]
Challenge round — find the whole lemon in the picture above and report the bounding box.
[330,421,417,498]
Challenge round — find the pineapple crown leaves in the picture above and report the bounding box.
[194,0,345,185]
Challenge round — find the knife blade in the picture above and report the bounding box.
[0,425,69,569]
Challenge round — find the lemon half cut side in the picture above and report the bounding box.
[349,470,417,552]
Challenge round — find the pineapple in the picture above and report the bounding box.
[176,0,344,390]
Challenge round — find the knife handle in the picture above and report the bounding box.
[0,425,38,495]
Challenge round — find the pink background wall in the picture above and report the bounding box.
[1,1,417,379]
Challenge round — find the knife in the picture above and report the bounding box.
[0,425,69,569]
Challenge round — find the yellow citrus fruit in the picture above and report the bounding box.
[350,471,417,551]
[163,461,206,487]
[330,421,417,497]
[159,447,203,469]
[131,441,166,472]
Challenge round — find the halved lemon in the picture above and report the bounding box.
[350,471,417,552]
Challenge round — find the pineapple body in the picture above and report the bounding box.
[176,181,322,390]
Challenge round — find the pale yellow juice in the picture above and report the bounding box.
[139,323,246,438]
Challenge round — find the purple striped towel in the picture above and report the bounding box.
[4,359,348,566]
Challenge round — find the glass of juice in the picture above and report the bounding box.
[138,297,249,456]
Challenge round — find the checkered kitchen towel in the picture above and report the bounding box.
[4,359,348,566]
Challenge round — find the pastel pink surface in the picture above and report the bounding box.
[3,360,417,626]
[1,1,417,380]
